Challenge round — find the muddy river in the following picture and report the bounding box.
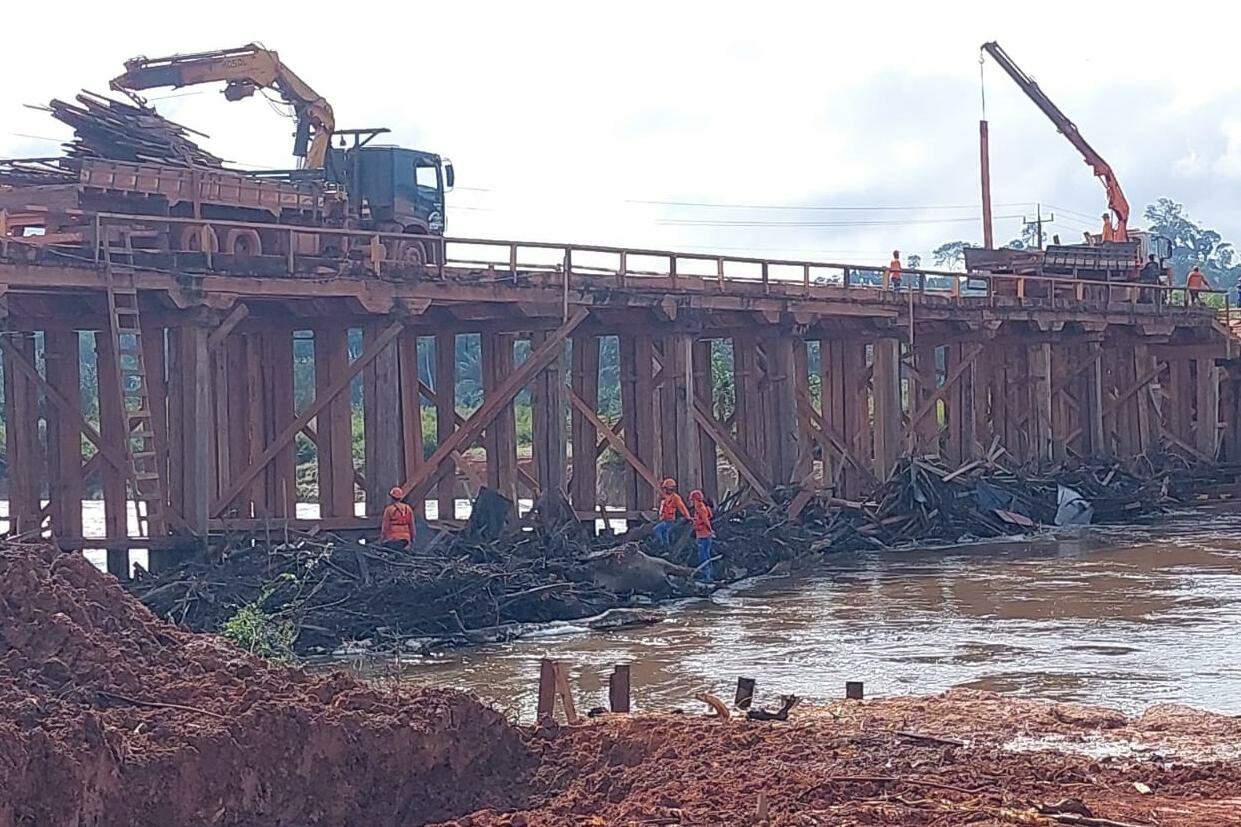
[376,506,1241,721]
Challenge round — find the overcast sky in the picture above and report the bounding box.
[3,0,1238,267]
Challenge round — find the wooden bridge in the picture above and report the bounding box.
[0,213,1236,575]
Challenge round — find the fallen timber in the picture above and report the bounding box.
[128,454,1230,656]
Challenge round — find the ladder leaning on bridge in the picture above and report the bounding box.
[103,238,167,539]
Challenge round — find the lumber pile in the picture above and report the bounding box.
[48,91,222,167]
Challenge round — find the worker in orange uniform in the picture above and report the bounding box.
[689,490,715,581]
[1101,213,1117,242]
[380,486,414,551]
[1187,265,1209,304]
[885,250,902,291]
[653,478,690,546]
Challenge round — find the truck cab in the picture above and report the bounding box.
[325,144,454,237]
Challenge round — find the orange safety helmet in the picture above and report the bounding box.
[661,478,677,490]
[689,489,704,502]
[389,486,405,500]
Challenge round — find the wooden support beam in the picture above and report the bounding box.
[213,321,403,518]
[904,344,982,447]
[207,303,249,350]
[435,332,457,520]
[95,330,128,560]
[871,338,902,479]
[364,323,403,514]
[43,329,83,541]
[397,330,425,517]
[481,332,518,501]
[314,326,355,519]
[401,309,589,503]
[570,334,600,512]
[569,388,661,492]
[263,330,297,518]
[1028,342,1053,464]
[766,336,800,485]
[532,330,567,497]
[693,339,719,498]
[1195,356,1220,459]
[692,400,773,502]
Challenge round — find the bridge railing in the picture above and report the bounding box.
[1,210,1229,312]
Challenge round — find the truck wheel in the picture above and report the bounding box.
[222,228,262,256]
[175,224,219,253]
[387,239,427,268]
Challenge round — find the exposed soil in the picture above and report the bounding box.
[0,541,532,827]
[436,691,1241,826]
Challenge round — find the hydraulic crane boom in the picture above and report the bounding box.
[981,41,1130,240]
[110,44,335,169]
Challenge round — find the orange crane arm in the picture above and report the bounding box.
[981,41,1129,237]
[110,44,335,169]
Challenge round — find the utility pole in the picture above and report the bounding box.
[1022,204,1055,250]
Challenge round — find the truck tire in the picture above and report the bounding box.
[222,228,262,256]
[385,239,427,268]
[175,224,219,253]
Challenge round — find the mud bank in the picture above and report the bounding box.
[437,691,1241,826]
[0,541,531,827]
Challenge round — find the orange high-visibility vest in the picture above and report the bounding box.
[380,502,414,543]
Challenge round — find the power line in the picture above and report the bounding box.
[628,198,1033,211]
[655,213,1025,228]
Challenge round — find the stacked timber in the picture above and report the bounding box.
[49,91,222,167]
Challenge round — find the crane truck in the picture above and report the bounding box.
[966,41,1170,285]
[107,43,454,265]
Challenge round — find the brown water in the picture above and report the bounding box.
[377,506,1241,721]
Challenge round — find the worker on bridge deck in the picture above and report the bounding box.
[1101,213,1120,243]
[654,478,690,546]
[1138,254,1163,304]
[689,489,715,581]
[884,250,903,291]
[1187,265,1209,304]
[380,486,414,551]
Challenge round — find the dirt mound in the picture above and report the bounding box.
[0,541,532,826]
[435,692,1241,826]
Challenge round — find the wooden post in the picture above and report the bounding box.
[609,665,631,713]
[532,330,566,497]
[872,338,902,479]
[435,332,457,520]
[95,330,128,573]
[767,336,800,485]
[44,329,83,541]
[314,326,355,519]
[735,677,756,710]
[845,681,864,700]
[693,339,719,498]
[1082,342,1106,457]
[570,334,600,513]
[911,344,939,456]
[141,323,174,565]
[480,332,518,502]
[1028,342,1053,464]
[183,323,212,534]
[1195,356,1220,459]
[398,330,425,517]
[264,329,297,518]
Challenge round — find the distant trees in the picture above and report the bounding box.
[931,241,970,270]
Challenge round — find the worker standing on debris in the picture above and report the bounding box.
[885,250,903,291]
[654,478,690,546]
[689,490,715,581]
[1187,265,1209,304]
[380,487,414,551]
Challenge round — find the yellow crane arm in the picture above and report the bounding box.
[110,44,335,168]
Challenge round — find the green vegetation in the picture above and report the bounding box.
[220,575,298,661]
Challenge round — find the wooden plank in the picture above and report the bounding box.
[1195,356,1220,458]
[767,336,799,485]
[364,324,402,515]
[1029,343,1053,463]
[265,330,297,518]
[44,329,83,540]
[212,321,403,518]
[401,309,589,503]
[182,324,212,533]
[633,337,659,495]
[570,334,600,512]
[617,335,642,513]
[207,303,249,350]
[434,332,457,520]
